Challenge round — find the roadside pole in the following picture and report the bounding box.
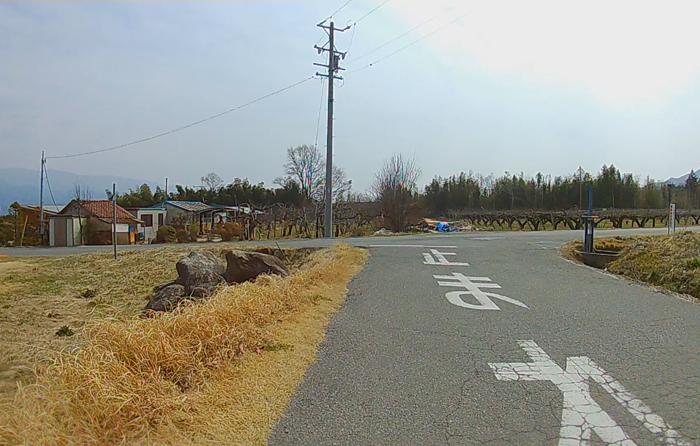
[112,183,117,259]
[315,20,349,238]
[583,185,594,253]
[39,150,45,244]
[668,203,676,234]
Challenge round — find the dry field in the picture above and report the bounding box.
[0,245,367,445]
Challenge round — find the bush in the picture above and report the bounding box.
[218,222,244,241]
[0,215,14,246]
[175,228,191,243]
[155,225,177,244]
[189,224,199,241]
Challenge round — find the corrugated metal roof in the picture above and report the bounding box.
[164,201,212,213]
[43,205,65,213]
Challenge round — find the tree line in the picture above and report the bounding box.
[114,144,351,209]
[424,165,699,214]
[113,145,698,232]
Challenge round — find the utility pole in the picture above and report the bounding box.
[315,20,349,238]
[165,177,169,200]
[39,150,46,243]
[112,183,117,259]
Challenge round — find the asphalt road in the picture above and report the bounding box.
[2,227,699,444]
[1,226,698,256]
[266,227,699,445]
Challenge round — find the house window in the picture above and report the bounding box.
[158,213,164,226]
[142,214,153,227]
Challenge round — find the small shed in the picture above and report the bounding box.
[52,199,142,246]
[49,215,87,247]
[163,201,213,234]
[9,203,64,246]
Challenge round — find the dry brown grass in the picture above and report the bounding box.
[561,236,630,259]
[606,232,700,299]
[562,232,700,300]
[0,248,189,397]
[0,245,367,445]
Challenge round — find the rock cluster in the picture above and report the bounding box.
[145,250,289,313]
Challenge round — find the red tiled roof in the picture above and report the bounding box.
[62,200,141,224]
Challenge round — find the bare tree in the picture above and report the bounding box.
[75,184,92,201]
[201,172,224,192]
[284,145,325,200]
[373,154,421,232]
[73,185,92,244]
[283,144,351,202]
[320,166,352,203]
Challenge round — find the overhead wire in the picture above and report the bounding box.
[341,0,390,59]
[346,14,440,65]
[348,10,470,74]
[345,24,358,56]
[321,0,354,23]
[351,0,391,25]
[47,76,315,160]
[318,0,388,48]
[314,78,326,150]
[43,164,58,207]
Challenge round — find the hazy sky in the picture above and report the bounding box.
[1,0,699,192]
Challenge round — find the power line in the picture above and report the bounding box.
[351,0,391,25]
[46,76,315,160]
[314,78,326,150]
[349,11,470,74]
[346,23,358,55]
[346,4,461,66]
[43,164,58,208]
[346,14,440,65]
[332,0,389,58]
[322,0,354,23]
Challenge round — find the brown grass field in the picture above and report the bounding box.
[563,231,700,300]
[0,245,367,445]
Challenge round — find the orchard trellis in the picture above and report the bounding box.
[225,202,382,240]
[444,208,700,231]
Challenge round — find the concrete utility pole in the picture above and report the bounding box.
[112,183,117,259]
[39,150,46,242]
[315,20,349,238]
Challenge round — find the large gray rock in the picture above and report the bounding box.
[145,284,186,312]
[145,251,226,313]
[175,251,226,295]
[223,250,289,284]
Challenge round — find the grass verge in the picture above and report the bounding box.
[562,232,700,300]
[0,245,367,445]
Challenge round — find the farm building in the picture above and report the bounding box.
[50,199,142,246]
[9,203,64,246]
[127,205,167,243]
[162,201,214,233]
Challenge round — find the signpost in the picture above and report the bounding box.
[112,183,117,260]
[583,185,594,253]
[668,203,676,234]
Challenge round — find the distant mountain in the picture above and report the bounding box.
[662,169,699,187]
[0,168,154,214]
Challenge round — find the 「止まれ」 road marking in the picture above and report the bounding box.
[489,340,691,446]
[434,273,528,310]
[423,249,470,266]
